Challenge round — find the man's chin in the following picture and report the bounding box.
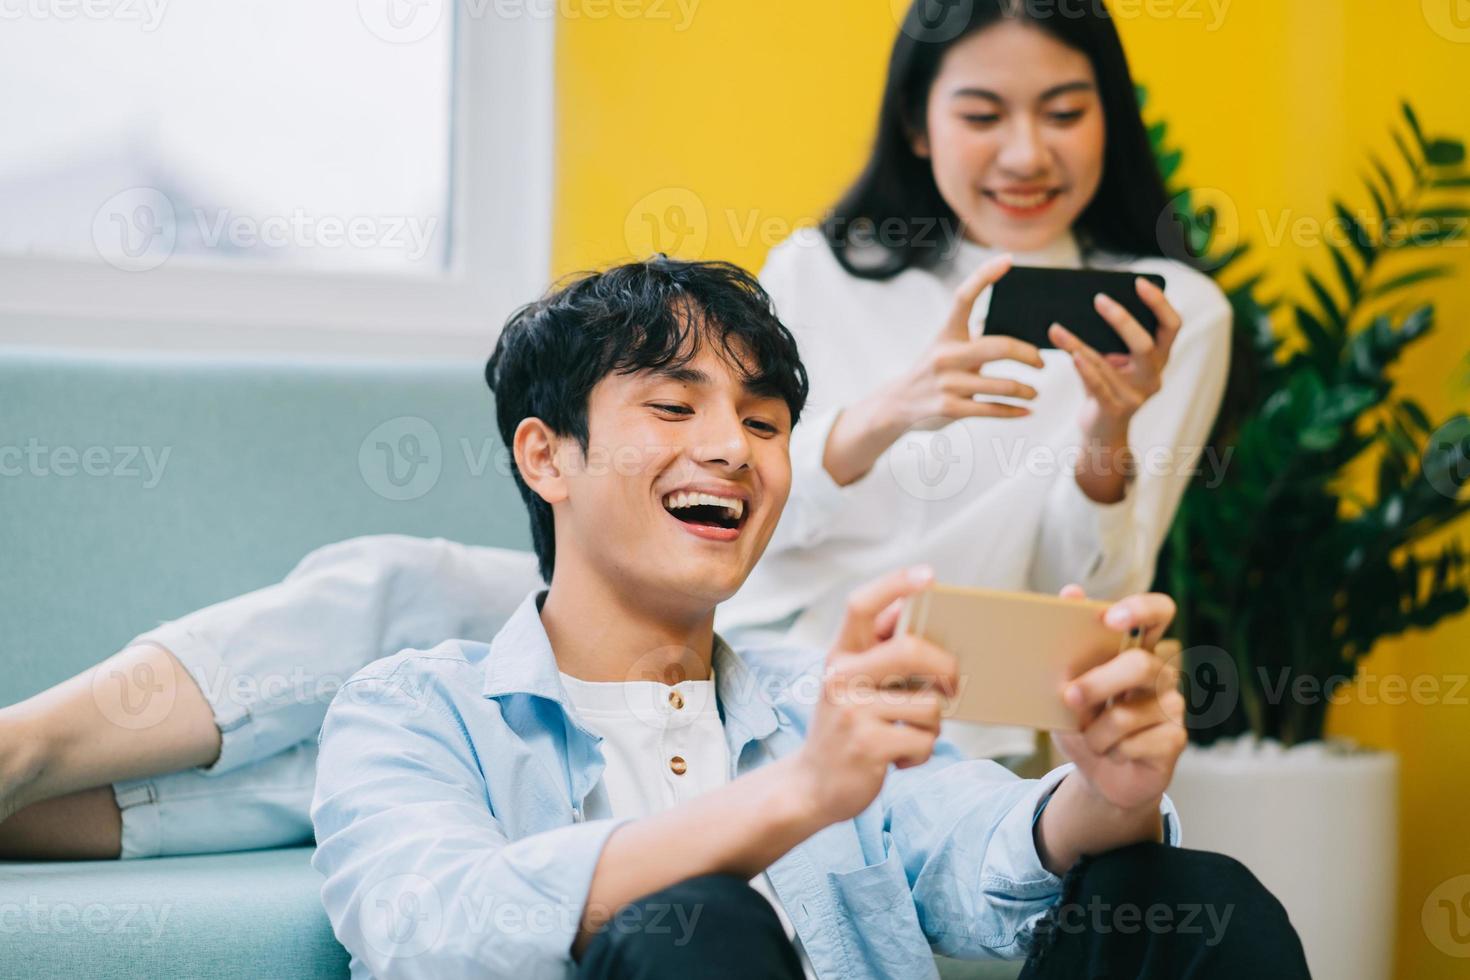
[637,558,752,614]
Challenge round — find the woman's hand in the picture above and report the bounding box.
[822,254,1045,487]
[1047,277,1182,448]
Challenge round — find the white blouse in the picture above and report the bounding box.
[717,228,1231,756]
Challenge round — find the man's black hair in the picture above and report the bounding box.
[485,256,809,583]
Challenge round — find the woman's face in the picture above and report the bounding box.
[915,20,1107,253]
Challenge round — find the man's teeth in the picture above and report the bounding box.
[663,491,744,520]
[993,190,1055,208]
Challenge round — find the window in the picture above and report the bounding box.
[0,2,553,354]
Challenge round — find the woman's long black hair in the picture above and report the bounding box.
[825,0,1187,279]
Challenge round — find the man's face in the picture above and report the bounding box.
[552,336,793,615]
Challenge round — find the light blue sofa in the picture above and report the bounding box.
[1,348,1020,979]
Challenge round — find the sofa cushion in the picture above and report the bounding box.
[0,846,347,979]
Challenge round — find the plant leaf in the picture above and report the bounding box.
[1363,175,1391,225]
[1398,399,1432,433]
[1403,101,1428,152]
[1412,206,1470,220]
[1393,130,1421,175]
[1369,153,1402,207]
[1334,202,1376,264]
[1157,149,1183,182]
[1326,241,1361,304]
[1426,139,1467,167]
[1305,270,1345,333]
[1295,306,1336,368]
[1367,265,1454,300]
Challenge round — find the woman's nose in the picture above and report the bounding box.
[996,120,1048,176]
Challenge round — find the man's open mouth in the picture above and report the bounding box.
[661,490,747,533]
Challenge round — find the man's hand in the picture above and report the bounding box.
[790,566,958,823]
[1036,586,1186,874]
[1054,587,1186,809]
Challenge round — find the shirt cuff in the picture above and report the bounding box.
[128,620,257,775]
[1026,766,1183,849]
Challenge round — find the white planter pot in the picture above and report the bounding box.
[1165,737,1398,980]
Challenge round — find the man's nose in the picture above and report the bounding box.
[691,410,752,469]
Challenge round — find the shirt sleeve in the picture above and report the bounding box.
[879,743,1180,960]
[131,535,541,774]
[311,671,628,980]
[1029,280,1233,599]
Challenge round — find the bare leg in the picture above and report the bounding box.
[0,787,122,860]
[0,643,221,856]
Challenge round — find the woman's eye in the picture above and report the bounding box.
[1048,110,1085,124]
[962,114,1001,126]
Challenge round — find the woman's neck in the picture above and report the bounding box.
[957,228,1083,269]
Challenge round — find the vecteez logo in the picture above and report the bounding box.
[359,417,443,501]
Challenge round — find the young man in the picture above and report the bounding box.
[310,258,1307,979]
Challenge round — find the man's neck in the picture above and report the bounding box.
[539,556,717,685]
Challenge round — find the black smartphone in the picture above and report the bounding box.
[984,266,1167,356]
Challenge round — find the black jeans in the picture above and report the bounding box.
[576,872,804,980]
[576,845,1310,980]
[1020,843,1311,979]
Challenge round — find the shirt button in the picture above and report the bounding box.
[668,690,685,710]
[669,755,688,776]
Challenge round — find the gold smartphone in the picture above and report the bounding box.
[896,584,1134,732]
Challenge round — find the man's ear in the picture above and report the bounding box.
[512,417,570,506]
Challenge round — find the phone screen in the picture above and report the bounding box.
[984,266,1168,356]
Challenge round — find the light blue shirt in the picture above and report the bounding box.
[311,589,1179,980]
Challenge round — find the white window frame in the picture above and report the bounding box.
[0,6,554,359]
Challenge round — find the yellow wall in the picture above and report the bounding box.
[553,4,1470,977]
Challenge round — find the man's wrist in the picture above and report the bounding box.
[764,754,833,846]
[1034,773,1164,875]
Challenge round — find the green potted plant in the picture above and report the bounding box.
[1143,95,1470,980]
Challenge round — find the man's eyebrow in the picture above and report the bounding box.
[950,81,1095,102]
[642,365,787,407]
[646,365,711,386]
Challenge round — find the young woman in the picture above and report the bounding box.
[0,0,1229,859]
[718,0,1230,757]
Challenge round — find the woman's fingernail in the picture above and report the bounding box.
[1105,606,1130,628]
[1064,685,1084,708]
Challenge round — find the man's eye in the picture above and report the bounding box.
[650,403,692,416]
[746,419,779,435]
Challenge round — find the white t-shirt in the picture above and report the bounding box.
[558,671,817,979]
[718,229,1232,758]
